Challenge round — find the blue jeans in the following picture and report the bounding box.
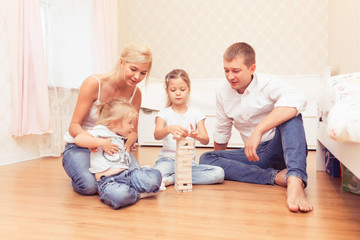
[62,143,140,195]
[199,114,308,186]
[153,157,225,185]
[97,168,162,209]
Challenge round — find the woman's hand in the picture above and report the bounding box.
[99,138,119,156]
[130,143,139,152]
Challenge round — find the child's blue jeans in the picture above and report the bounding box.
[153,158,224,185]
[62,143,140,195]
[97,167,162,209]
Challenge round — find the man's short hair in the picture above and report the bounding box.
[223,42,256,68]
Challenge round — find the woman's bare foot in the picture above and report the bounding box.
[274,169,287,187]
[286,176,313,212]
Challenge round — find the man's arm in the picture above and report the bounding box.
[213,89,233,150]
[245,106,297,161]
[214,142,228,151]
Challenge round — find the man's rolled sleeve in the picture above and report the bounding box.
[213,91,233,144]
[268,78,307,115]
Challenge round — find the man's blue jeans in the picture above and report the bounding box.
[199,114,308,186]
[62,143,140,195]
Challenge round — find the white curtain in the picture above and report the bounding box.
[38,0,120,157]
[94,0,119,73]
[9,0,51,137]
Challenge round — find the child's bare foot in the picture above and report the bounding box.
[274,169,287,187]
[286,176,313,212]
[139,192,157,199]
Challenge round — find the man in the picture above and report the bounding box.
[200,42,313,212]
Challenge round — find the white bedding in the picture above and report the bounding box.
[323,72,360,142]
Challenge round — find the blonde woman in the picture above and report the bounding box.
[63,42,152,195]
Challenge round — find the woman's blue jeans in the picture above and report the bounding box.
[97,167,162,209]
[153,158,225,185]
[199,114,308,186]
[62,143,140,195]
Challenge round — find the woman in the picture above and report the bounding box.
[62,42,152,195]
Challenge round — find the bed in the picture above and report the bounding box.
[316,71,360,179]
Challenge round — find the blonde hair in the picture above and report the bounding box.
[223,42,256,68]
[96,98,138,127]
[164,69,191,107]
[114,42,153,81]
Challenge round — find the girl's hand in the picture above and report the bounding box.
[100,138,119,156]
[188,124,199,140]
[167,125,188,139]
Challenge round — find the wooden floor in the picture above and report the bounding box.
[0,147,359,240]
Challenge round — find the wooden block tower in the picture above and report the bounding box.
[174,137,194,192]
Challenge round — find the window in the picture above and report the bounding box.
[40,0,94,88]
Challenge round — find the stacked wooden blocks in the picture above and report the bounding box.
[174,138,194,192]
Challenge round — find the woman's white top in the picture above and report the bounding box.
[64,76,137,143]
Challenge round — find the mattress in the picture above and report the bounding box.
[321,72,360,142]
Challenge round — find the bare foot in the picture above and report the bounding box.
[286,176,313,212]
[139,192,157,199]
[274,169,287,187]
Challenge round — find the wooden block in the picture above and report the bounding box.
[175,138,194,193]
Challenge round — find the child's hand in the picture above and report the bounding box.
[100,138,119,156]
[188,124,199,140]
[167,125,189,139]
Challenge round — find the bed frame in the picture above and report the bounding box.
[316,70,360,179]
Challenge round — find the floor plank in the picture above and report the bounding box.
[0,147,359,240]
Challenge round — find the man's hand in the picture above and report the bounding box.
[244,130,262,161]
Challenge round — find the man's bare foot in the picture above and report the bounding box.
[287,176,313,212]
[274,169,287,187]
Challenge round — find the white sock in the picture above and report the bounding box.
[159,181,166,191]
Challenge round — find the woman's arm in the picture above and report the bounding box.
[124,88,142,152]
[75,132,118,155]
[68,77,100,138]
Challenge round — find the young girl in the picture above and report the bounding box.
[75,98,162,209]
[153,69,224,188]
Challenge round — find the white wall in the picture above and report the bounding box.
[329,0,360,75]
[3,0,358,165]
[119,0,329,79]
